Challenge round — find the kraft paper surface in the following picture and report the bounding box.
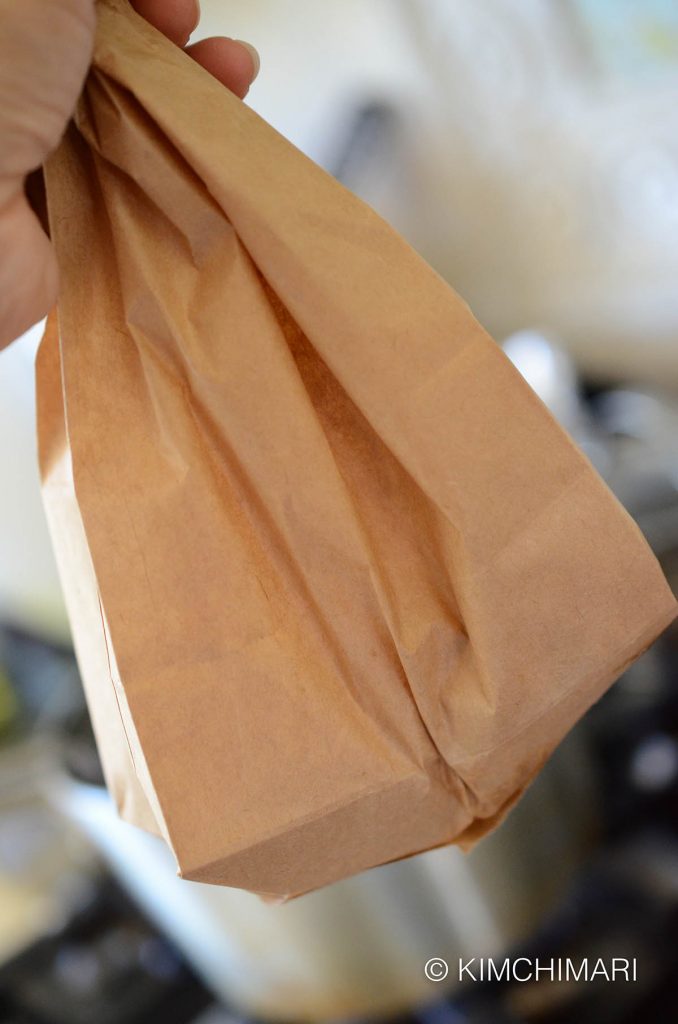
[37,0,677,898]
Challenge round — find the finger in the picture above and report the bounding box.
[0,190,57,348]
[130,0,199,47]
[0,0,95,180]
[185,38,259,98]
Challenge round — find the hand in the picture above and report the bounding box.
[0,0,260,349]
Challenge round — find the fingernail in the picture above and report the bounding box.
[235,40,260,81]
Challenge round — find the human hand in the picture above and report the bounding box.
[0,0,259,349]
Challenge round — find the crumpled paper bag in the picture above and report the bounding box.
[37,0,677,898]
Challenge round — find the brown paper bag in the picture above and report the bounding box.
[37,0,676,898]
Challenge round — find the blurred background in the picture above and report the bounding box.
[1,0,678,1022]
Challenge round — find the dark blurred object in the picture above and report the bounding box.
[0,624,83,736]
[436,831,678,1024]
[325,100,399,188]
[0,623,102,786]
[586,628,678,843]
[592,388,678,557]
[0,878,212,1024]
